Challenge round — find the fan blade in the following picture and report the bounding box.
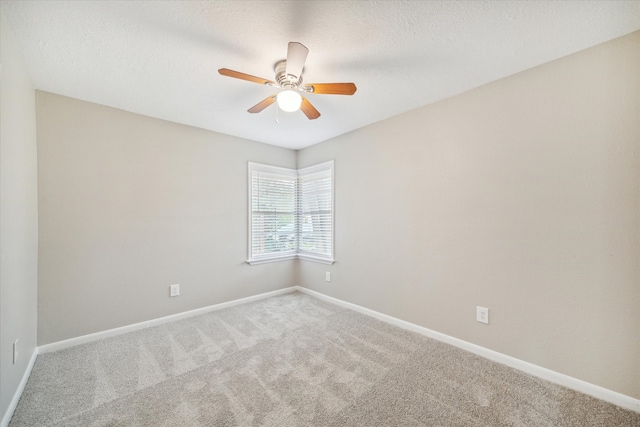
[300,96,320,120]
[218,68,275,86]
[304,82,357,95]
[286,42,308,78]
[248,95,277,113]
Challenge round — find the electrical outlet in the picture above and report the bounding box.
[477,306,489,324]
[13,339,18,364]
[170,284,180,297]
[325,272,331,282]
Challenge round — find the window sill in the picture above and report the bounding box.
[246,254,297,265]
[247,254,335,265]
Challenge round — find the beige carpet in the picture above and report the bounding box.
[10,291,639,426]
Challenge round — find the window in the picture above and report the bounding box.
[297,162,333,262]
[248,161,334,265]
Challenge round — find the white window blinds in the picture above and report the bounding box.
[248,161,334,265]
[297,162,333,262]
[249,164,298,263]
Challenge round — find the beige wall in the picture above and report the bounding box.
[298,32,640,399]
[0,12,39,421]
[36,92,297,345]
[22,27,640,403]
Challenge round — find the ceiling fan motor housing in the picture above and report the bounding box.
[275,60,303,89]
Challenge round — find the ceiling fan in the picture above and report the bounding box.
[218,42,357,120]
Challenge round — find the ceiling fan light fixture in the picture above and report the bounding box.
[277,89,302,112]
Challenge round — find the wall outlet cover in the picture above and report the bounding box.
[170,284,180,297]
[477,306,489,324]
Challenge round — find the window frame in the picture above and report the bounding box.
[247,161,334,265]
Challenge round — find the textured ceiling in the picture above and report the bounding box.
[2,1,639,149]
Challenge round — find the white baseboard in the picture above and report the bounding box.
[38,286,298,354]
[1,347,38,427]
[297,287,640,413]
